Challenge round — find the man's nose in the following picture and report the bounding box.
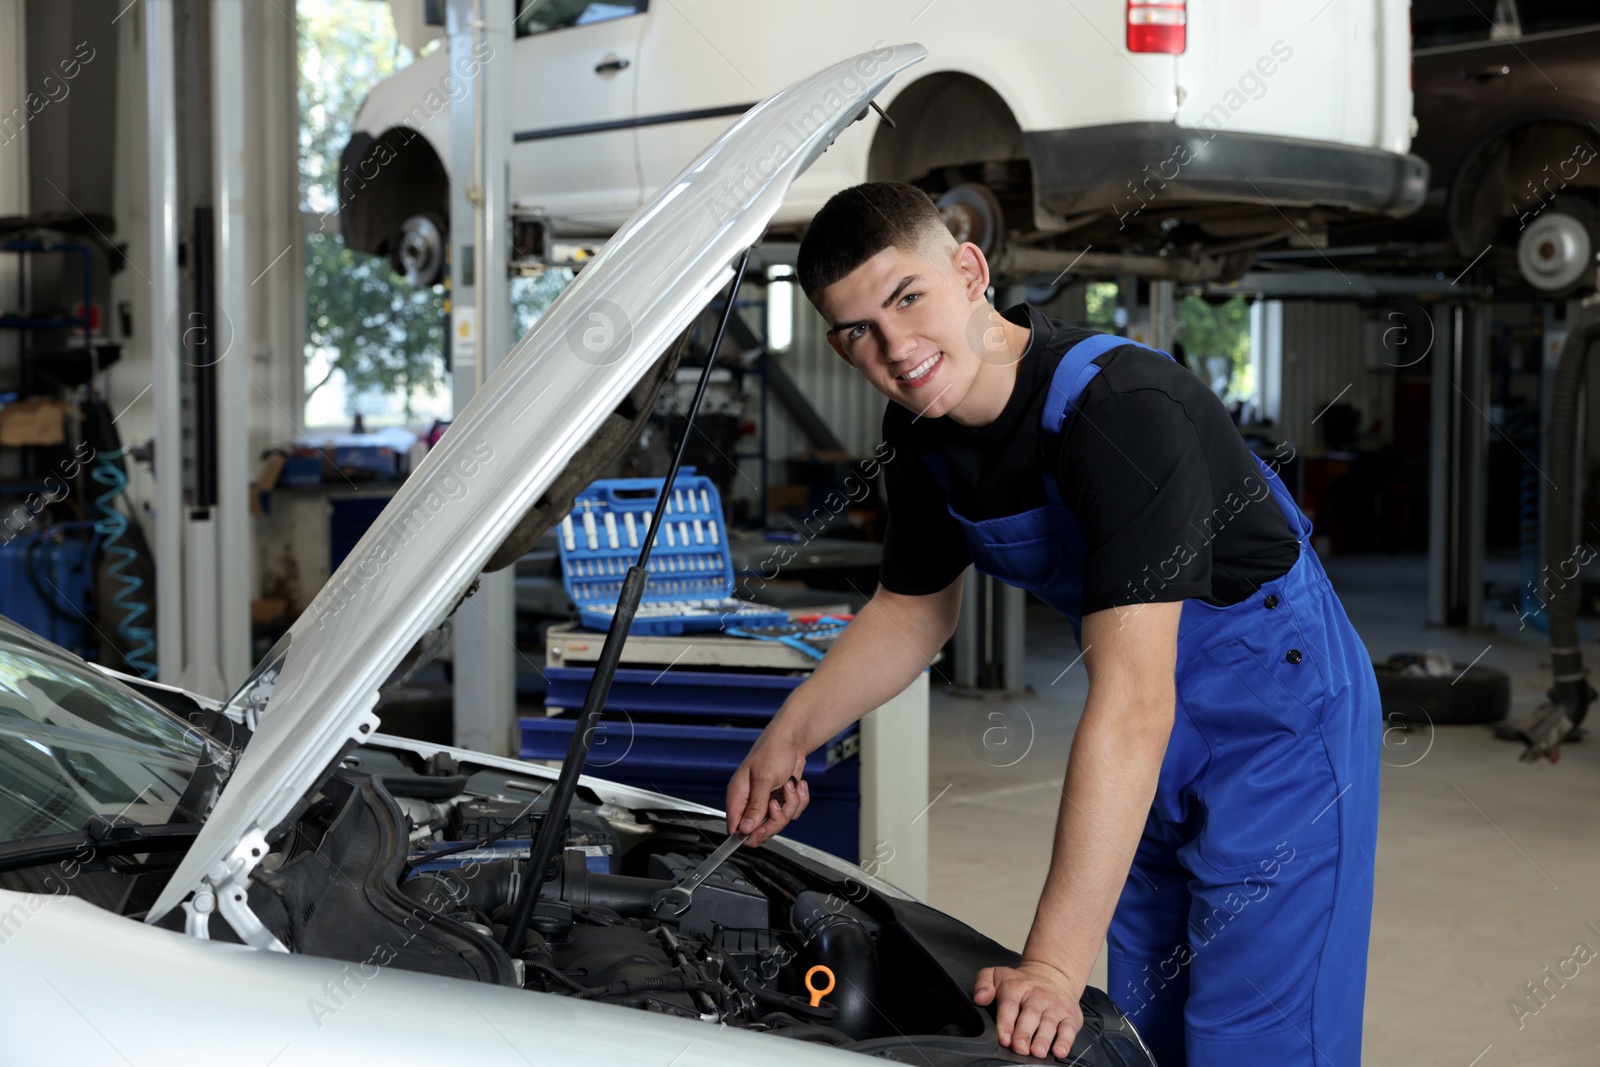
[881,321,917,362]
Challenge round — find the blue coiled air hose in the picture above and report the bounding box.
[90,449,157,677]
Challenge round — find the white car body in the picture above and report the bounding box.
[344,0,1425,281]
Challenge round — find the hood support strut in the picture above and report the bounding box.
[502,248,755,951]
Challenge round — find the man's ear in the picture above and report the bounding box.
[952,241,991,302]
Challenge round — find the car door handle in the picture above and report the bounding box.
[1461,65,1511,82]
[595,57,630,73]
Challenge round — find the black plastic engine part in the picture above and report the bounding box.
[528,900,574,944]
[450,797,539,841]
[791,889,879,938]
[400,858,518,915]
[646,851,768,936]
[382,774,469,799]
[555,850,674,916]
[251,774,519,986]
[713,933,841,1022]
[446,802,618,865]
[797,913,883,1040]
[542,925,708,1016]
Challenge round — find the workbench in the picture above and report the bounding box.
[543,622,929,899]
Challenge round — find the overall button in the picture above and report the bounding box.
[1285,648,1303,664]
[1263,594,1280,609]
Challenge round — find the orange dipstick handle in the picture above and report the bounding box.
[804,964,836,1007]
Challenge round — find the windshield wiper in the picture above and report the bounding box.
[0,816,202,874]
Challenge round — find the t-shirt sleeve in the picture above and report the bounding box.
[1058,385,1213,614]
[877,409,972,596]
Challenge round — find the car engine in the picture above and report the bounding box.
[235,749,1155,1066]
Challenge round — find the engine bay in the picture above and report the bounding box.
[223,744,1153,1065]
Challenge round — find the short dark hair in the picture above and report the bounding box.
[796,182,953,306]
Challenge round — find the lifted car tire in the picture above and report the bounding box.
[1516,195,1597,296]
[393,213,447,288]
[936,182,1006,258]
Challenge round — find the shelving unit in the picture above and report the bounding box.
[0,237,112,662]
[0,239,100,392]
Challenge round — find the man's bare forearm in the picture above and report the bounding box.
[1021,689,1173,993]
[767,581,959,753]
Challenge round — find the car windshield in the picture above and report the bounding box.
[0,620,224,844]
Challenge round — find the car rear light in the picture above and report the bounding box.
[1127,0,1186,54]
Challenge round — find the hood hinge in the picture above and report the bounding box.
[182,829,287,952]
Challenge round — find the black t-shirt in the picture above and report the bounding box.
[878,303,1300,615]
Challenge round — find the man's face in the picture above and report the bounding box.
[817,239,990,422]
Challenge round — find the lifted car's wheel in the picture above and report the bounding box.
[937,182,1005,259]
[393,213,446,288]
[1517,197,1596,295]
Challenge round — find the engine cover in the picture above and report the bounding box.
[645,851,767,936]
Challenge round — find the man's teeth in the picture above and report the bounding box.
[901,353,940,381]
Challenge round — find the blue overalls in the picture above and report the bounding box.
[921,334,1382,1065]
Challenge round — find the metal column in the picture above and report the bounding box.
[1149,278,1178,355]
[449,0,516,755]
[1426,303,1490,629]
[952,568,1031,698]
[144,0,185,686]
[209,0,252,691]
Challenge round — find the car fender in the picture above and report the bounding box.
[0,891,868,1066]
[1444,106,1600,250]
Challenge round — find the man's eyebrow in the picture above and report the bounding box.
[881,274,922,309]
[829,274,925,333]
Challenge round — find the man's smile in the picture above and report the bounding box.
[897,351,944,387]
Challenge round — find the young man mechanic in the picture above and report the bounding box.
[726,183,1382,1065]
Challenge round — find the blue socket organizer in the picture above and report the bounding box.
[558,470,790,636]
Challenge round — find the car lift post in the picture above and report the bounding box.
[448,0,518,756]
[1426,301,1490,630]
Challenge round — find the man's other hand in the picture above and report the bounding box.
[973,960,1085,1060]
[725,726,809,846]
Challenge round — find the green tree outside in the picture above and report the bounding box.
[1177,293,1253,403]
[299,0,445,423]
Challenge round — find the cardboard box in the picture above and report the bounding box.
[0,398,70,446]
[768,484,810,512]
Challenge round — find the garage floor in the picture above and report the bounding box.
[923,552,1600,1064]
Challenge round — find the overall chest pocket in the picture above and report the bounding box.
[954,503,1081,594]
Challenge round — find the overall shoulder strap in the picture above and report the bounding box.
[1039,333,1172,501]
[1040,333,1171,434]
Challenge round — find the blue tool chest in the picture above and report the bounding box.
[558,470,788,636]
[521,665,860,860]
[0,528,94,658]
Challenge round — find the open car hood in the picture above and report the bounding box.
[148,45,926,933]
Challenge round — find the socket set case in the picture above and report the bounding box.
[558,470,789,635]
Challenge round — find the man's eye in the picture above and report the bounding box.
[848,325,866,340]
[899,292,920,308]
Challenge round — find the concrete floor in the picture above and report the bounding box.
[922,552,1600,1064]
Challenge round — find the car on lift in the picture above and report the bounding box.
[1327,0,1600,294]
[341,0,1425,288]
[0,48,1158,1066]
